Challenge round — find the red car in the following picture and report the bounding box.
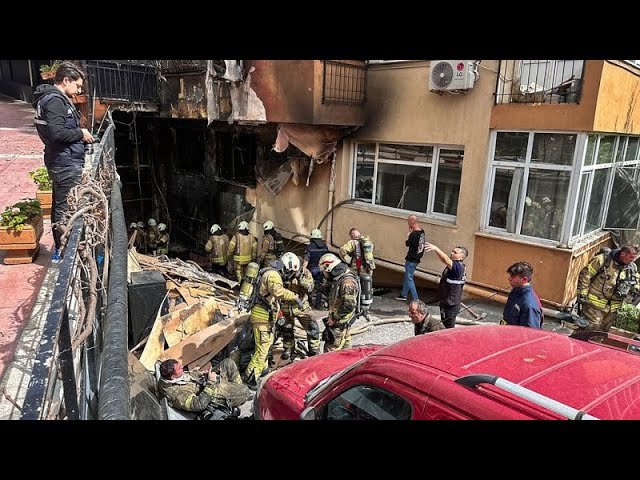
[254,324,640,420]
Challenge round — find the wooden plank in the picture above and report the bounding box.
[160,313,249,366]
[139,293,169,371]
[161,298,220,347]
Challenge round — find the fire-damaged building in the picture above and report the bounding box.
[3,59,640,310]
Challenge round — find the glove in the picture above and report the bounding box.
[295,297,304,310]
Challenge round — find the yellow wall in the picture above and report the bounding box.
[593,61,640,134]
[331,60,499,278]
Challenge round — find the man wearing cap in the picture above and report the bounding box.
[227,220,258,283]
[205,224,229,276]
[303,228,329,308]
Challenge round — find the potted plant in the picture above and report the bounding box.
[39,60,63,81]
[0,198,43,265]
[29,167,52,220]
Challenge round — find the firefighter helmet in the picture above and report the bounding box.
[129,222,137,229]
[137,221,145,229]
[263,220,274,231]
[311,228,322,239]
[158,223,166,232]
[210,224,221,234]
[238,220,249,231]
[148,218,157,227]
[280,252,301,279]
[319,253,341,273]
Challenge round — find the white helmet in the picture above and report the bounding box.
[210,224,221,234]
[148,218,157,227]
[263,220,274,230]
[158,223,166,232]
[137,221,145,229]
[129,222,137,229]
[311,228,322,239]
[319,253,341,273]
[280,252,301,278]
[238,220,249,231]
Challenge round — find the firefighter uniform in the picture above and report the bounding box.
[259,231,282,267]
[339,236,376,276]
[281,266,321,358]
[205,232,230,276]
[159,358,252,413]
[157,232,169,255]
[228,230,258,283]
[323,269,359,352]
[577,250,640,332]
[245,269,298,382]
[147,225,161,254]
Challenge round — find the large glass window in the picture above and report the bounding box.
[487,132,575,241]
[352,142,463,218]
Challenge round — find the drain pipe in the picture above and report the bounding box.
[325,152,337,246]
[372,257,571,321]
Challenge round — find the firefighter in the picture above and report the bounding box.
[280,256,321,360]
[577,245,640,332]
[318,253,360,352]
[339,227,375,277]
[227,220,258,283]
[258,220,284,267]
[146,218,161,255]
[157,223,170,255]
[243,251,304,389]
[128,221,146,252]
[302,228,330,308]
[205,224,229,277]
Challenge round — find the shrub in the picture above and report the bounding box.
[0,199,42,231]
[613,303,640,333]
[39,60,63,73]
[29,167,52,191]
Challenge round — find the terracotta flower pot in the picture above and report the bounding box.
[40,71,55,81]
[36,190,52,220]
[0,215,44,264]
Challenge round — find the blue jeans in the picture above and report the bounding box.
[47,164,83,250]
[401,260,419,301]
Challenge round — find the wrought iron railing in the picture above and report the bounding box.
[322,60,367,105]
[20,113,130,420]
[85,60,158,103]
[495,60,584,105]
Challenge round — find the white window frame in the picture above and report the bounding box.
[484,130,640,246]
[351,141,464,220]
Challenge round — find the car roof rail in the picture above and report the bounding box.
[455,374,599,420]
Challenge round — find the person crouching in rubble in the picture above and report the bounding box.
[158,358,252,414]
[205,224,229,277]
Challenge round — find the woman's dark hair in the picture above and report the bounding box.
[54,61,86,83]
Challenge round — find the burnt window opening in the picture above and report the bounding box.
[215,131,257,187]
[172,124,206,173]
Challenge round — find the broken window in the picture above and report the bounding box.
[352,142,463,219]
[172,124,205,173]
[215,132,257,188]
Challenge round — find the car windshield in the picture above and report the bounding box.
[304,358,366,404]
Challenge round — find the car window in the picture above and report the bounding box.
[323,385,412,420]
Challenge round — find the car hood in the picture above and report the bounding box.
[267,345,382,402]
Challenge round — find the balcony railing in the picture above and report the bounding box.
[85,60,158,103]
[495,60,584,105]
[322,60,367,105]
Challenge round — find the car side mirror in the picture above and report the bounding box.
[299,406,317,420]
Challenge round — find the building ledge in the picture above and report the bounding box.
[343,201,457,228]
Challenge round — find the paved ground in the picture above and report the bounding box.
[0,94,55,395]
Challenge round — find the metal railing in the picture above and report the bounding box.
[85,60,158,103]
[20,114,130,420]
[322,60,367,105]
[495,60,584,105]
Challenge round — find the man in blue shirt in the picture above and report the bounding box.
[425,242,468,328]
[502,261,543,329]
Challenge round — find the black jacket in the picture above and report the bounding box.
[32,84,85,168]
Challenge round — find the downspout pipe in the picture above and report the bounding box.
[98,180,130,420]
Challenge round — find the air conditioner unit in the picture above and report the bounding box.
[429,60,477,93]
